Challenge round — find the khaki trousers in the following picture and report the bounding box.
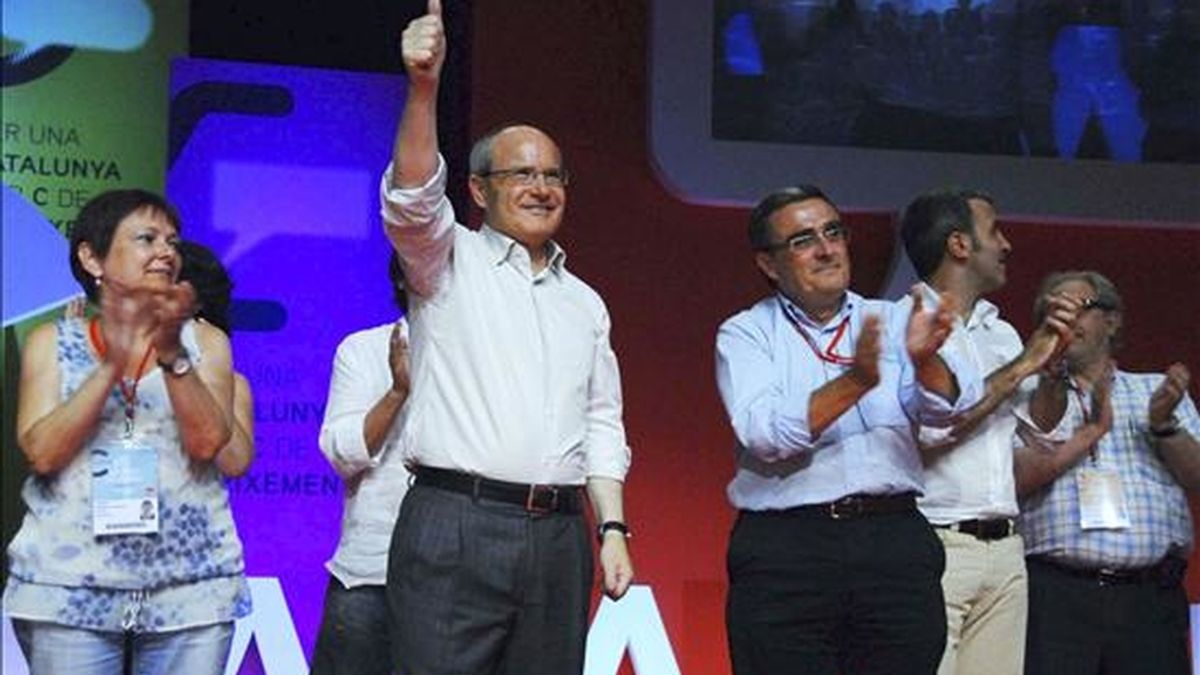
[934,529,1028,675]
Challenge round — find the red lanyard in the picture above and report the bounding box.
[1068,376,1099,463]
[89,318,154,435]
[780,298,854,366]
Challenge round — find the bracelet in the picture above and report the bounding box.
[597,521,631,542]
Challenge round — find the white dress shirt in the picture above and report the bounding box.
[917,290,1026,524]
[716,291,983,511]
[319,321,412,587]
[379,157,630,485]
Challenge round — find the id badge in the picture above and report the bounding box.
[1077,466,1130,530]
[91,438,159,536]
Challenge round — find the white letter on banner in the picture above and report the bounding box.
[223,577,308,675]
[583,585,682,675]
[3,614,30,675]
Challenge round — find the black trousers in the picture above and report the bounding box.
[726,506,946,675]
[1025,557,1190,675]
[386,483,592,675]
[311,578,392,675]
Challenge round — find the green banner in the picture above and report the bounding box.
[2,0,188,231]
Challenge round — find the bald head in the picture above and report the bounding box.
[469,124,561,176]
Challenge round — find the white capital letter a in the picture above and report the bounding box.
[584,585,682,675]
[223,577,308,675]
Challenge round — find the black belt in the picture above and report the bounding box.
[789,492,917,520]
[1028,555,1186,587]
[935,518,1016,541]
[414,466,583,515]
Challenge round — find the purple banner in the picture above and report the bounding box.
[167,57,404,673]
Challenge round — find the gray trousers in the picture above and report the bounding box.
[387,483,593,675]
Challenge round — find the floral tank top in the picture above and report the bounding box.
[3,317,251,632]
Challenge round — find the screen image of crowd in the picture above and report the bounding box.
[713,0,1200,164]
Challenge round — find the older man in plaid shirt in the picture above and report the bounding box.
[1013,270,1200,675]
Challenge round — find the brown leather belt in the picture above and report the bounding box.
[414,466,583,515]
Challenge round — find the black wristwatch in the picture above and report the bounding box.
[1150,418,1181,439]
[597,521,631,542]
[158,349,193,378]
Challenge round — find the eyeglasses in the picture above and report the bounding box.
[1080,297,1116,312]
[478,167,569,188]
[760,222,848,253]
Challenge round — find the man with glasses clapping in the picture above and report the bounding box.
[715,185,984,675]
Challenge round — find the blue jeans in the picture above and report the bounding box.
[310,577,393,675]
[13,619,233,675]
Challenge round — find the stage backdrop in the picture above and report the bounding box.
[464,3,1200,675]
[165,57,404,674]
[3,2,1199,675]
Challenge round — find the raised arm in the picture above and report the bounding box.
[155,283,233,463]
[906,286,959,403]
[808,314,882,437]
[1014,366,1113,497]
[319,325,409,481]
[1148,364,1200,492]
[716,312,881,462]
[923,294,1079,455]
[19,287,157,475]
[392,0,444,189]
[17,322,121,475]
[361,323,410,456]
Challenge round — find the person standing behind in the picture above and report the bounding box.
[717,185,983,675]
[899,189,1078,675]
[1015,270,1200,675]
[311,253,411,675]
[381,2,634,673]
[177,240,254,478]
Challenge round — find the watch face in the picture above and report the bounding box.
[166,354,192,376]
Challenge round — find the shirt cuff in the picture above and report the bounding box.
[919,345,983,424]
[320,417,382,480]
[380,155,448,226]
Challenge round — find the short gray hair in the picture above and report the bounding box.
[1034,269,1124,350]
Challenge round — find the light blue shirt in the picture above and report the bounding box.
[716,291,982,511]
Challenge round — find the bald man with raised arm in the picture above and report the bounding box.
[379,3,633,674]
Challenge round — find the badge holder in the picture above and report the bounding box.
[89,337,159,536]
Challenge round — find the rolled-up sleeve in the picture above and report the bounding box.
[319,335,384,481]
[380,155,456,299]
[584,307,631,481]
[716,315,818,462]
[917,342,984,427]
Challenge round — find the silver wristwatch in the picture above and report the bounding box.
[158,349,193,377]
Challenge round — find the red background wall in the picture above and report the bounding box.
[465,3,1199,674]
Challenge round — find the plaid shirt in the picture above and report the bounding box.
[1018,369,1200,569]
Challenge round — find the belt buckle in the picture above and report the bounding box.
[525,484,558,515]
[828,497,860,520]
[1096,568,1122,586]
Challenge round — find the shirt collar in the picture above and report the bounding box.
[965,297,1000,330]
[914,281,998,330]
[778,290,858,332]
[481,224,567,277]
